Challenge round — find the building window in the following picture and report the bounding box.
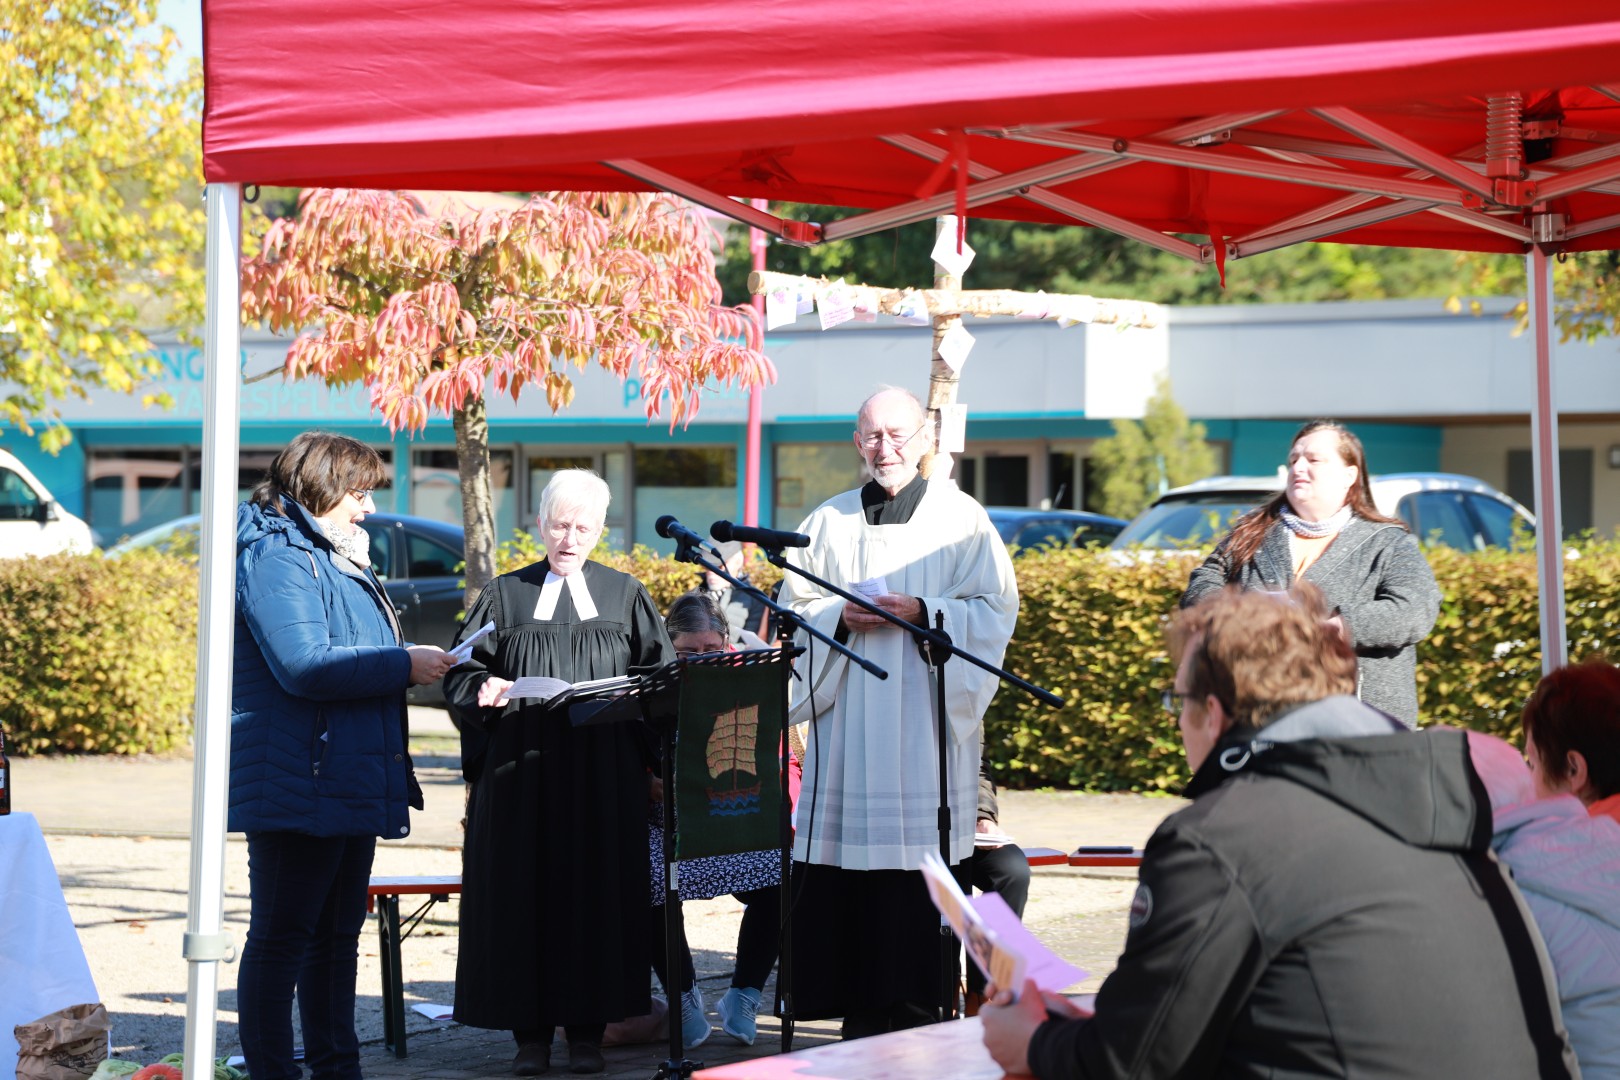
[525,450,630,551]
[89,450,184,540]
[633,447,736,551]
[774,444,862,529]
[413,449,515,535]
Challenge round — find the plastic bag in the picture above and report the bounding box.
[15,1003,110,1080]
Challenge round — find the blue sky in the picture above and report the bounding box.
[157,0,202,60]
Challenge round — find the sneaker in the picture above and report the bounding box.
[680,985,711,1049]
[716,986,761,1046]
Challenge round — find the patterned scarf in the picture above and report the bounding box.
[1279,503,1352,539]
[317,518,371,573]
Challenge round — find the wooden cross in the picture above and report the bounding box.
[747,218,1164,475]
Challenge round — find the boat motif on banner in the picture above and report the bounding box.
[705,702,761,816]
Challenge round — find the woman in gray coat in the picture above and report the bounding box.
[1182,420,1439,725]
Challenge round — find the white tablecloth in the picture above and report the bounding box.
[0,813,99,1069]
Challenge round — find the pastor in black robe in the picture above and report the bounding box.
[445,558,673,1032]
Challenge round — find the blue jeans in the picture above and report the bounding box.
[238,832,377,1080]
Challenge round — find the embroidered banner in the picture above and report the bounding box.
[675,658,785,860]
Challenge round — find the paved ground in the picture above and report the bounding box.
[22,708,1183,1078]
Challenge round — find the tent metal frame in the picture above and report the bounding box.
[187,84,1617,1073]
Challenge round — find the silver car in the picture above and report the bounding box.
[1111,472,1535,553]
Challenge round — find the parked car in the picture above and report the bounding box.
[0,449,95,557]
[986,506,1129,553]
[1110,472,1535,554]
[109,511,468,704]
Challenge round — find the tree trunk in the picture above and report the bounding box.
[453,396,497,610]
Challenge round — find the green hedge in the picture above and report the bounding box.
[5,535,1612,776]
[983,538,1620,792]
[0,551,197,754]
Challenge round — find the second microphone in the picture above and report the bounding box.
[711,520,811,549]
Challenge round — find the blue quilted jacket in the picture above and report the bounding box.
[229,498,419,838]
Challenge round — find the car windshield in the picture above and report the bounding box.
[1112,494,1271,549]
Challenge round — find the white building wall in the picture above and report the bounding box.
[1169,298,1620,420]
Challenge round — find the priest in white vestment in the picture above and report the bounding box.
[780,386,1019,1038]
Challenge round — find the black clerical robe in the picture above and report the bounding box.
[446,559,673,1030]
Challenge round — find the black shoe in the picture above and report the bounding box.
[567,1041,605,1075]
[512,1041,551,1076]
[839,1007,890,1041]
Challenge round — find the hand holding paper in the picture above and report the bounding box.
[448,620,495,664]
[919,852,1086,1001]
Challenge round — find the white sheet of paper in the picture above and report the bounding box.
[894,293,932,325]
[506,676,572,701]
[936,322,976,372]
[930,217,976,278]
[448,620,495,663]
[817,282,855,330]
[766,287,795,330]
[851,576,889,600]
[974,828,1017,848]
[411,1002,457,1022]
[795,286,816,315]
[938,403,967,454]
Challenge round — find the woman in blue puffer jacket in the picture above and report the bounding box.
[230,432,456,1080]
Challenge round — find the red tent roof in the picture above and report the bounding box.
[203,1,1620,255]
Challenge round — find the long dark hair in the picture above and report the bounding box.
[1222,420,1406,575]
[250,432,387,517]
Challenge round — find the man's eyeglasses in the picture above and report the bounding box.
[858,423,927,453]
[1161,689,1185,714]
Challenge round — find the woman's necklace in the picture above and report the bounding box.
[1279,504,1352,538]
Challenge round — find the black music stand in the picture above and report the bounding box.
[569,647,795,1079]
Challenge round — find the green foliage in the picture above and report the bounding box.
[715,203,1497,307]
[1,0,206,452]
[984,548,1194,791]
[7,536,1605,770]
[0,551,196,754]
[1088,376,1216,519]
[984,537,1620,791]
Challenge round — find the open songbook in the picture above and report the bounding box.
[919,851,1087,1001]
[505,673,640,707]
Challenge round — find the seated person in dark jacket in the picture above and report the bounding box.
[982,582,1579,1080]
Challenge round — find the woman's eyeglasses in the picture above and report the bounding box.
[349,488,374,503]
[1161,689,1185,714]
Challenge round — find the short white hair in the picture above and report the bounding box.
[538,469,610,527]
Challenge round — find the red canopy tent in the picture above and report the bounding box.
[186,0,1620,1067]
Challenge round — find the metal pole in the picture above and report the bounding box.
[182,182,244,1073]
[1525,243,1567,673]
[745,199,768,526]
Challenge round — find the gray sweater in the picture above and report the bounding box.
[1182,516,1440,725]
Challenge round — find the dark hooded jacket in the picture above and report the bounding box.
[229,498,420,838]
[1027,697,1579,1080]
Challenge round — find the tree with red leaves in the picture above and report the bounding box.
[240,188,771,601]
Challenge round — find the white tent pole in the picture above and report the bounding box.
[182,182,244,1073]
[1525,243,1567,674]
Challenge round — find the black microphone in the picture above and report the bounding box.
[655,515,710,550]
[710,520,811,549]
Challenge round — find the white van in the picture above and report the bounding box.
[0,449,95,557]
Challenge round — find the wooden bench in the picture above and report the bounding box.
[367,875,462,1058]
[1024,845,1145,869]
